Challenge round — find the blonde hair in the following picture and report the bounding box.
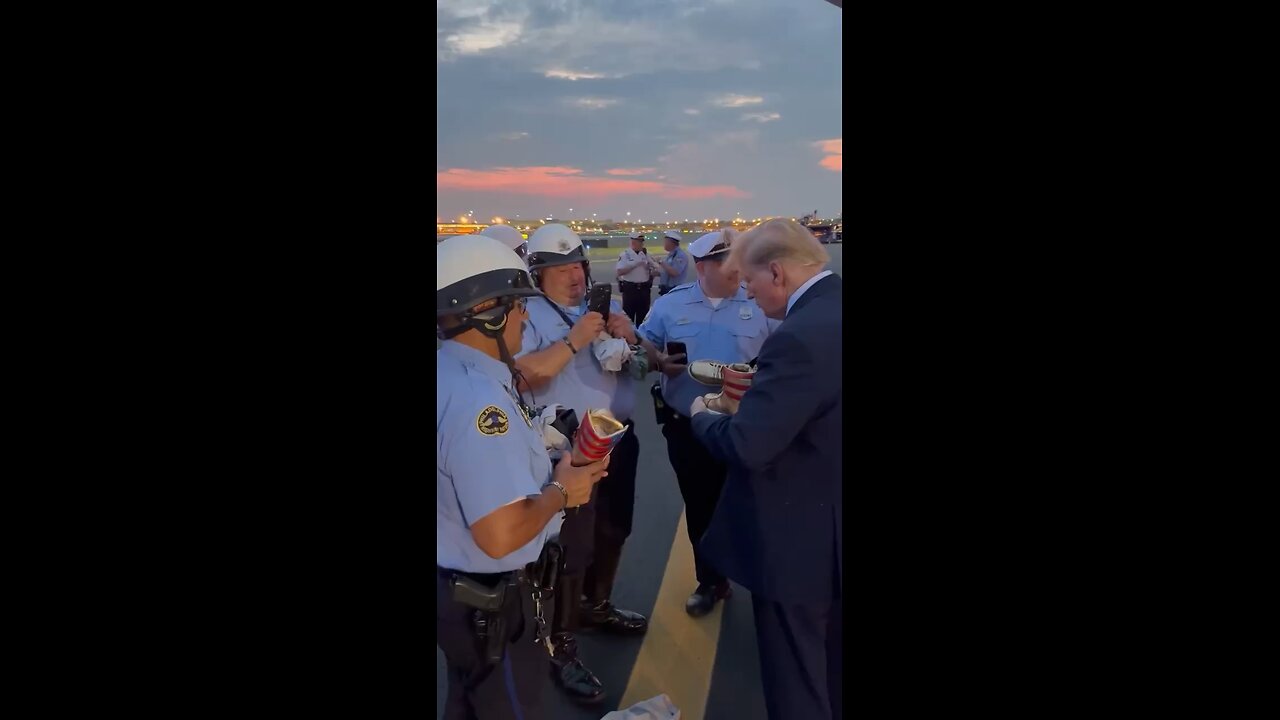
[732,218,829,272]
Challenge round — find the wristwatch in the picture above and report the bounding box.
[561,337,577,354]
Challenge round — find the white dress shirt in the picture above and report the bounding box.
[786,270,833,316]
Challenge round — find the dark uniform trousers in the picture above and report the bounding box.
[618,281,652,327]
[436,568,546,720]
[550,419,639,632]
[752,584,843,719]
[661,413,728,586]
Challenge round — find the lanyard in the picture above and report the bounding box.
[541,294,585,329]
[499,380,535,428]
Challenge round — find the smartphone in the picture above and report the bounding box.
[666,341,687,357]
[588,283,612,321]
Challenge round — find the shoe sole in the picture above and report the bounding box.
[687,361,727,387]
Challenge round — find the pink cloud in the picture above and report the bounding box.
[606,167,657,176]
[437,166,749,200]
[813,138,842,172]
[814,139,842,154]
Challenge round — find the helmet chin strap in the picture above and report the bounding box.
[448,300,537,411]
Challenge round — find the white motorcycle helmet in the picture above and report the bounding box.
[437,235,540,340]
[479,224,528,259]
[526,223,591,286]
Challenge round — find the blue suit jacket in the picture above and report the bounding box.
[691,274,842,606]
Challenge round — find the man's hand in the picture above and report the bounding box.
[659,352,687,378]
[606,313,638,345]
[568,311,606,350]
[553,453,610,508]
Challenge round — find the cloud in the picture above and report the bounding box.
[742,112,781,123]
[684,108,701,115]
[437,1,765,76]
[571,97,619,110]
[545,69,615,80]
[440,20,523,57]
[437,165,749,200]
[713,94,764,108]
[813,138,842,172]
[814,139,842,154]
[499,132,530,140]
[606,168,657,176]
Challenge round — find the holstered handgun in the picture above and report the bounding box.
[451,575,512,665]
[450,575,507,612]
[651,381,674,425]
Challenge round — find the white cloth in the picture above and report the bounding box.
[535,404,572,459]
[599,694,681,719]
[592,332,634,372]
[786,270,833,316]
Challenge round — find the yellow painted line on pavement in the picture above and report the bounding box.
[618,510,724,720]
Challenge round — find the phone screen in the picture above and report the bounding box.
[666,341,686,357]
[588,283,611,320]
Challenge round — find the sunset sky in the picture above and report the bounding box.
[437,0,842,223]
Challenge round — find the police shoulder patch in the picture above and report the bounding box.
[476,405,509,436]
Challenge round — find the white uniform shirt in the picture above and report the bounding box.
[617,247,656,283]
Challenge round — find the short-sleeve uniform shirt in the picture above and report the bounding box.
[437,340,561,572]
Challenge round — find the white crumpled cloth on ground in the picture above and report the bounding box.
[599,694,680,719]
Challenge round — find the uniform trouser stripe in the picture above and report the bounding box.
[502,652,525,720]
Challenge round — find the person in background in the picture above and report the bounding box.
[615,232,659,325]
[654,229,694,296]
[687,218,843,720]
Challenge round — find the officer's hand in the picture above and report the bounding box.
[568,311,606,350]
[659,352,687,378]
[554,453,610,508]
[606,314,638,344]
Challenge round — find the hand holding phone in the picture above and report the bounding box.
[587,283,612,321]
[662,341,688,378]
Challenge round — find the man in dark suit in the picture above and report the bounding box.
[688,218,842,720]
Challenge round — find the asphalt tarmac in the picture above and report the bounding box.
[437,245,843,719]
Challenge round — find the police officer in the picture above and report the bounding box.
[437,235,611,720]
[615,231,659,325]
[480,223,529,261]
[654,229,693,296]
[635,229,778,617]
[514,224,649,705]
